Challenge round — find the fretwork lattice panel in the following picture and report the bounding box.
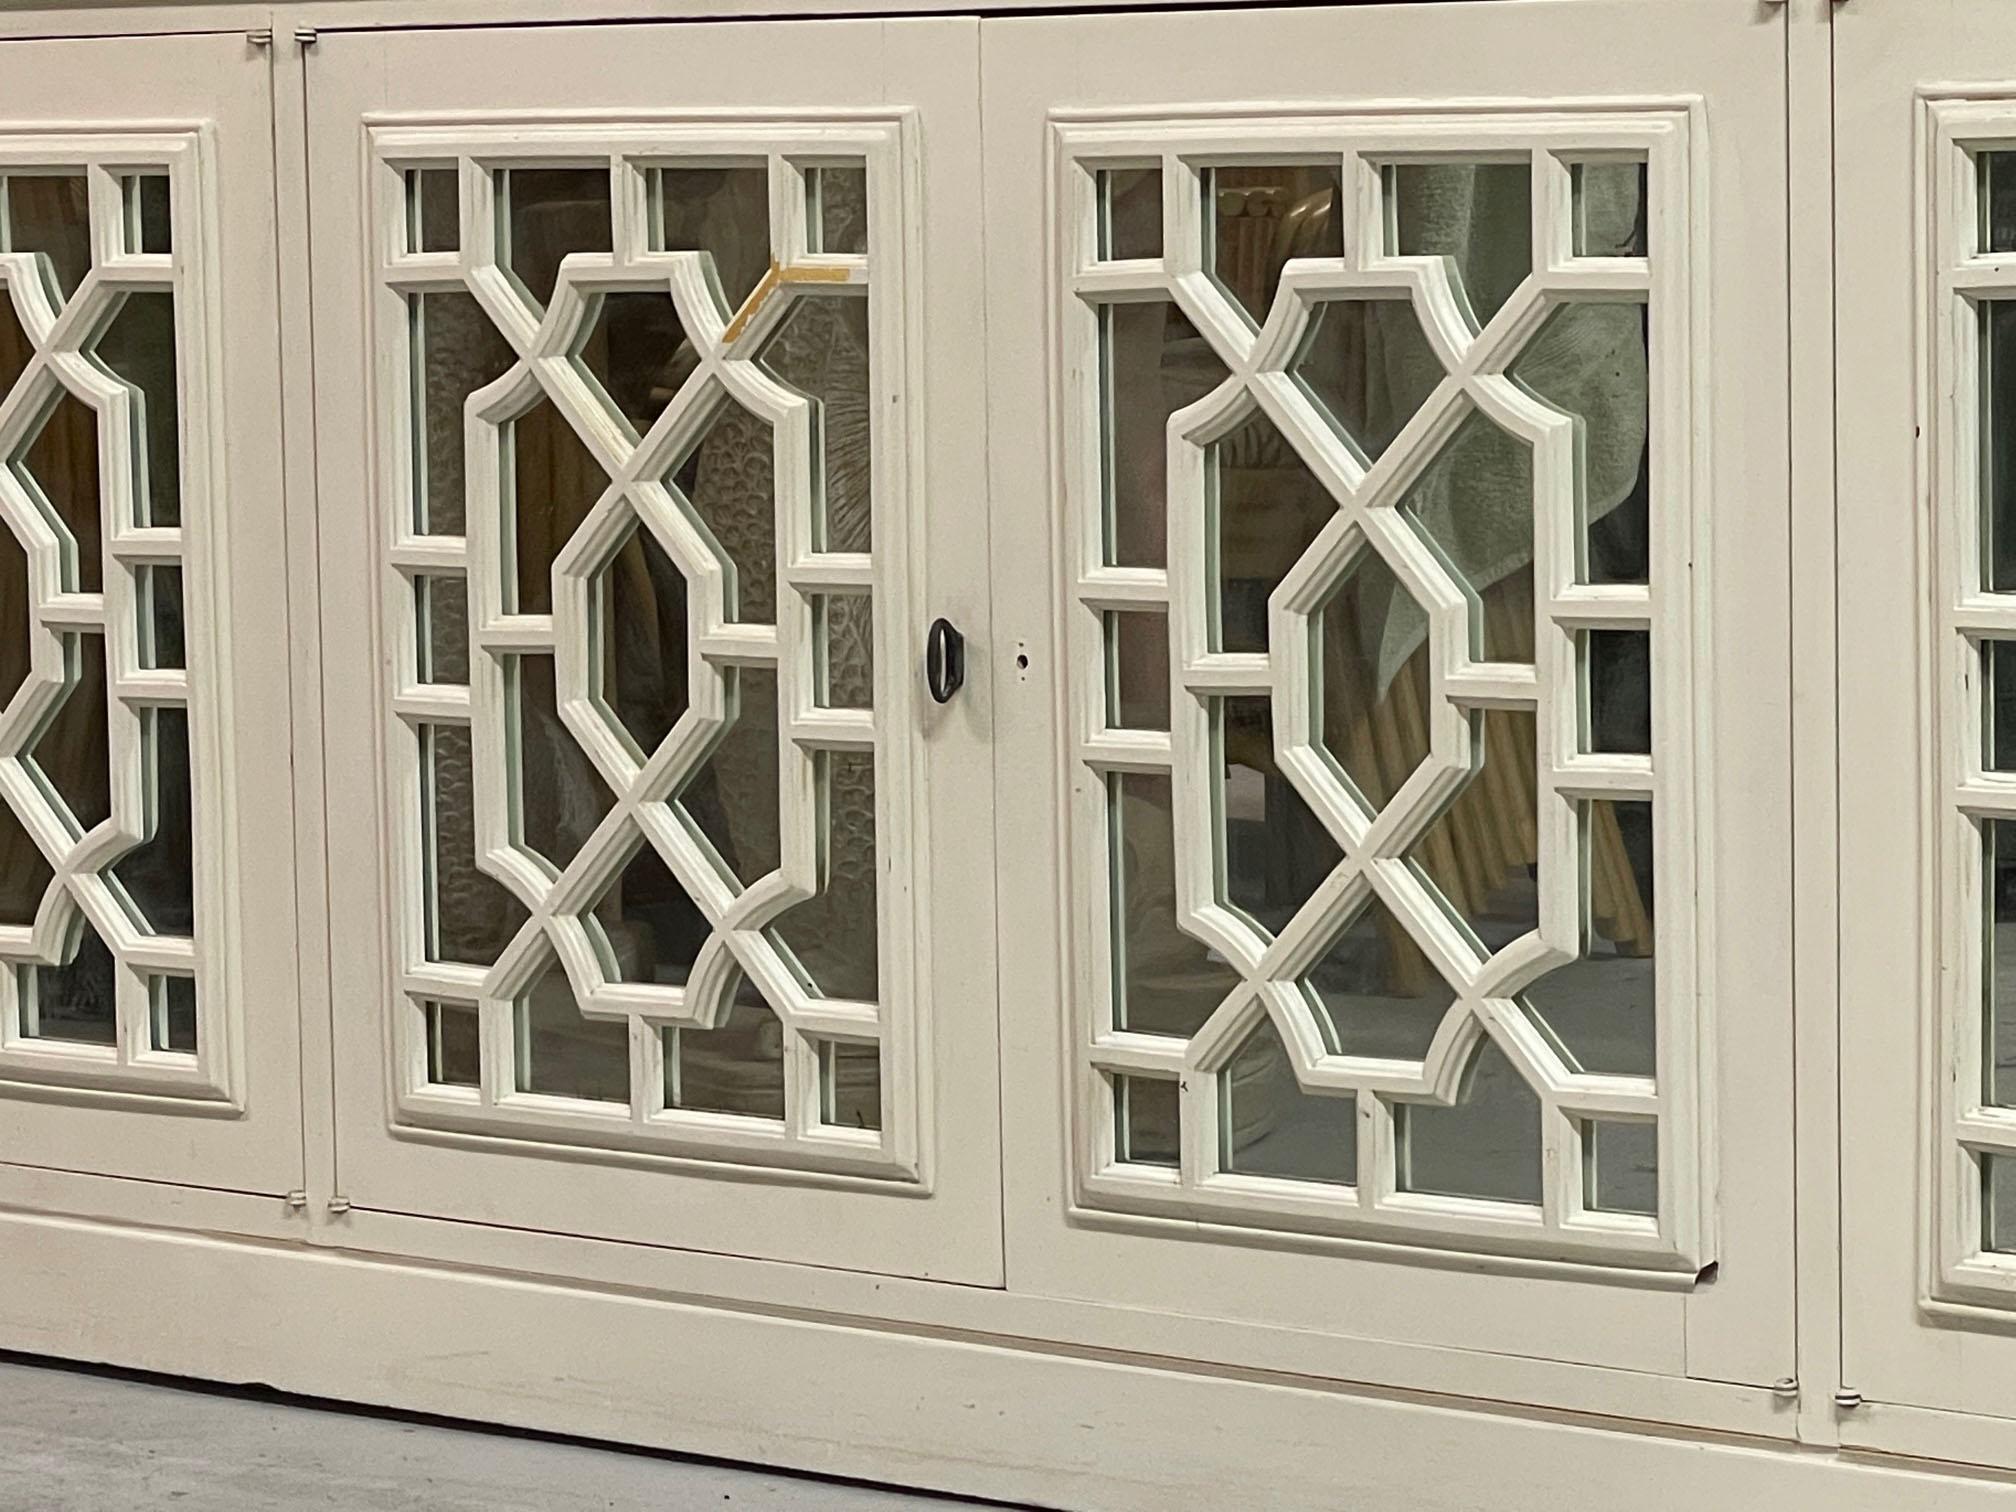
[374,123,922,1179]
[1059,112,1708,1271]
[0,132,230,1106]
[1924,99,2016,1304]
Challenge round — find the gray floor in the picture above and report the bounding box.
[0,1357,1002,1511]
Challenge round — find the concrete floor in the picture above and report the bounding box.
[0,1356,1005,1511]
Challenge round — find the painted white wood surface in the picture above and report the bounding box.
[305,18,1004,1283]
[984,0,1794,1389]
[0,2,2005,1506]
[0,30,303,1195]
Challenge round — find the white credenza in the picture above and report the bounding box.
[0,1,2006,1506]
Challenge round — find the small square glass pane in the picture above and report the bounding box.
[813,594,873,710]
[1582,1118,1657,1216]
[1570,160,1649,258]
[1984,152,2016,255]
[1986,818,2016,1107]
[818,1039,881,1130]
[424,998,480,1087]
[405,167,458,254]
[416,574,469,686]
[123,174,172,256]
[1097,167,1162,262]
[1989,300,2016,593]
[807,163,868,256]
[1584,629,1650,755]
[1104,610,1170,730]
[137,564,185,672]
[150,974,197,1054]
[1986,1152,2016,1253]
[1114,1074,1180,1167]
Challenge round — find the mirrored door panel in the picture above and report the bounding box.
[1837,0,2016,1440]
[985,0,1795,1384]
[0,32,302,1196]
[309,19,1002,1281]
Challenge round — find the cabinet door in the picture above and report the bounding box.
[0,33,302,1196]
[985,0,1796,1391]
[308,20,1002,1281]
[1837,0,2016,1444]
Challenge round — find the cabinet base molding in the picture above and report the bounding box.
[0,1205,2004,1511]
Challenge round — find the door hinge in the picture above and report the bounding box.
[246,27,273,47]
[326,1195,351,1215]
[1833,1388,1865,1411]
[294,26,319,47]
[1770,1377,1798,1401]
[283,1189,307,1212]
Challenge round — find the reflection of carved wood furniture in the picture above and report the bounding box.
[455,178,880,1105]
[1212,179,1653,1001]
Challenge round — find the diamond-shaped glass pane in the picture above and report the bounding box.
[92,291,180,529]
[1102,299,1229,571]
[412,291,518,537]
[1523,798,1655,1078]
[30,633,109,834]
[760,293,873,556]
[509,398,607,616]
[592,521,690,760]
[1212,407,1333,654]
[1511,302,1650,588]
[111,705,193,936]
[19,389,101,592]
[1316,544,1432,814]
[665,981,785,1120]
[656,166,769,314]
[1109,771,1239,1039]
[1218,694,1342,936]
[666,393,776,624]
[1292,298,1444,464]
[1406,706,1539,957]
[1385,160,1533,329]
[771,749,878,1003]
[1305,895,1456,1062]
[0,294,31,400]
[501,167,611,310]
[421,721,528,967]
[517,952,629,1103]
[508,652,614,876]
[678,665,780,890]
[7,174,90,303]
[1398,410,1533,662]
[587,830,708,988]
[575,290,699,443]
[1220,1012,1356,1185]
[21,917,115,1044]
[1398,1034,1542,1205]
[0,798,51,928]
[1206,163,1342,326]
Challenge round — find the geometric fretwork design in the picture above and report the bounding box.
[1061,112,1706,1273]
[1923,99,2016,1303]
[374,123,916,1178]
[0,133,228,1105]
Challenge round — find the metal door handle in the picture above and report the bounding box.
[925,617,965,704]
